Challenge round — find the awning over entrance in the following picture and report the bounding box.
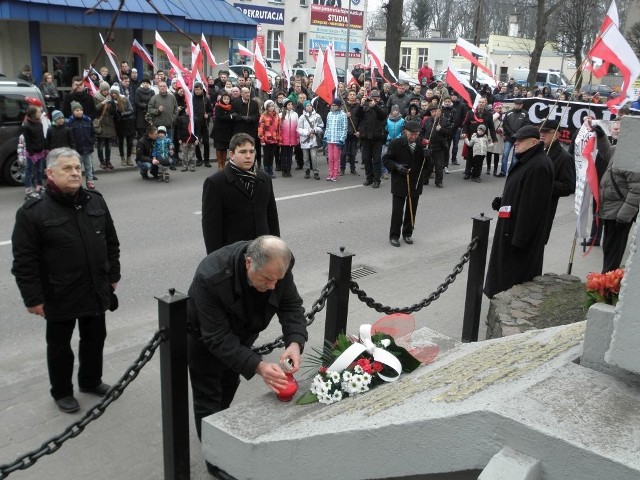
[0,0,257,39]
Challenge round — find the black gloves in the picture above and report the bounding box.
[396,164,409,175]
[492,196,502,211]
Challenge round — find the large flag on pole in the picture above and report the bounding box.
[131,39,154,68]
[201,34,218,68]
[454,38,496,82]
[173,71,196,140]
[585,0,620,76]
[445,63,479,109]
[99,33,121,83]
[253,43,271,92]
[584,21,640,110]
[191,43,204,81]
[326,44,338,90]
[155,31,187,75]
[278,36,292,82]
[237,43,254,58]
[313,47,337,105]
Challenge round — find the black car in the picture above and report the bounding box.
[0,79,47,186]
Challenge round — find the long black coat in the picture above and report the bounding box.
[210,104,234,150]
[231,97,260,138]
[201,162,280,254]
[544,141,576,243]
[12,188,121,320]
[187,240,307,379]
[484,142,554,298]
[382,136,426,197]
[355,101,387,140]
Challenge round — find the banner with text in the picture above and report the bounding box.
[309,5,363,59]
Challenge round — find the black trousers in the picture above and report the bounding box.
[340,133,358,172]
[294,144,303,169]
[362,138,383,182]
[390,194,420,239]
[45,314,106,400]
[602,219,633,273]
[280,145,293,172]
[425,149,446,184]
[262,143,278,169]
[187,334,241,440]
[194,123,210,163]
[471,155,484,178]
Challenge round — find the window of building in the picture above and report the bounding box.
[41,55,80,88]
[154,45,180,73]
[417,48,428,67]
[499,66,509,83]
[401,48,412,70]
[298,33,306,61]
[300,0,307,5]
[266,30,283,61]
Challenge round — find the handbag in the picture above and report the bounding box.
[93,104,107,135]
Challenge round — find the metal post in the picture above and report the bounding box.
[324,246,355,345]
[156,288,190,480]
[461,214,492,343]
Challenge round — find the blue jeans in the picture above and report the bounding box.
[501,140,514,175]
[450,128,461,164]
[137,160,158,177]
[80,153,94,181]
[24,159,44,189]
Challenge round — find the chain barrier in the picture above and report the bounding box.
[251,278,336,356]
[0,330,167,479]
[350,237,480,315]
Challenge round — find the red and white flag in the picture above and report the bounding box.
[82,69,98,96]
[326,43,338,90]
[253,43,271,92]
[498,206,511,219]
[584,21,640,110]
[99,33,121,83]
[191,42,204,82]
[277,36,292,82]
[445,63,479,109]
[313,47,337,105]
[131,39,154,68]
[201,34,218,68]
[454,38,496,82]
[347,70,360,87]
[173,72,196,141]
[155,31,187,76]
[237,43,254,58]
[585,0,620,76]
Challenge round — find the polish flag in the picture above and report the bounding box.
[445,63,479,109]
[278,36,292,82]
[365,40,385,77]
[173,72,196,140]
[347,71,360,87]
[191,43,204,83]
[581,134,600,249]
[313,47,337,106]
[585,1,620,76]
[201,34,218,68]
[585,22,640,110]
[326,44,339,90]
[237,43,254,58]
[131,39,154,68]
[312,47,325,92]
[253,43,271,92]
[454,38,496,82]
[82,69,98,96]
[155,31,187,75]
[99,33,121,83]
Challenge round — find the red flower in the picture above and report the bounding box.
[356,358,373,374]
[371,362,384,373]
[319,366,327,373]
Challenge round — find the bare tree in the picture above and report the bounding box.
[385,0,404,74]
[626,21,640,56]
[526,0,562,88]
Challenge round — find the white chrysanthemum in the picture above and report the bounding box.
[362,372,372,384]
[358,384,370,393]
[329,371,341,384]
[342,371,352,382]
[332,390,343,402]
[354,365,364,374]
[320,382,330,394]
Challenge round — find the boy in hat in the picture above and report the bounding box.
[67,101,97,189]
[464,123,493,183]
[46,110,74,150]
[152,125,176,181]
[323,98,348,181]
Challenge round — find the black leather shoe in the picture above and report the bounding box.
[463,174,470,180]
[403,236,413,244]
[363,179,373,186]
[55,396,80,413]
[372,181,380,188]
[495,172,506,177]
[80,383,111,397]
[389,238,400,247]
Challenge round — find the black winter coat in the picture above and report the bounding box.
[192,92,213,131]
[231,98,260,138]
[210,104,234,149]
[62,90,97,119]
[12,188,121,321]
[382,136,426,197]
[22,119,46,155]
[46,124,74,150]
[420,115,452,151]
[484,143,554,298]
[136,135,154,163]
[544,141,576,243]
[355,101,387,140]
[187,240,307,379]
[135,86,155,130]
[201,162,280,254]
[67,115,95,155]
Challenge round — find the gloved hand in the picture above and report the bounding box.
[396,164,409,175]
[491,196,502,211]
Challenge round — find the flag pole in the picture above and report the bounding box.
[567,231,578,275]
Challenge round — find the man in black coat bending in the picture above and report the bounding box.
[484,125,554,298]
[382,121,426,247]
[187,236,307,476]
[12,148,120,413]
[201,133,280,254]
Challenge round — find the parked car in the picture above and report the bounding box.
[228,65,280,87]
[292,66,346,84]
[578,84,617,99]
[434,68,497,88]
[0,78,47,186]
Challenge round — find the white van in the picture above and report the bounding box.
[512,68,569,92]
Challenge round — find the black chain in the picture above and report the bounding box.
[0,330,167,479]
[251,279,335,355]
[350,237,480,314]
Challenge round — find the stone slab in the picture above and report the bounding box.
[478,447,541,480]
[201,323,640,479]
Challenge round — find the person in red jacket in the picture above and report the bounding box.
[418,61,434,85]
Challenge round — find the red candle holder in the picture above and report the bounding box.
[276,373,298,402]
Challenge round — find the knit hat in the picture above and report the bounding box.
[70,101,83,112]
[52,110,64,122]
[264,100,275,110]
[282,98,293,109]
[331,97,343,106]
[157,126,167,133]
[99,81,110,92]
[477,124,487,132]
[109,84,121,94]
[303,100,312,109]
[142,75,151,84]
[493,102,503,109]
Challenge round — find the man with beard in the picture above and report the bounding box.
[484,125,554,298]
[539,120,575,243]
[462,97,497,180]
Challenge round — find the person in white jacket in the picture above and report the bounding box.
[465,124,493,183]
[297,100,324,180]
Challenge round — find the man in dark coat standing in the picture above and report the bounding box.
[382,121,426,246]
[356,90,387,188]
[421,105,452,188]
[12,148,120,413]
[484,125,554,298]
[539,120,576,243]
[232,87,262,168]
[201,133,280,254]
[187,236,307,476]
